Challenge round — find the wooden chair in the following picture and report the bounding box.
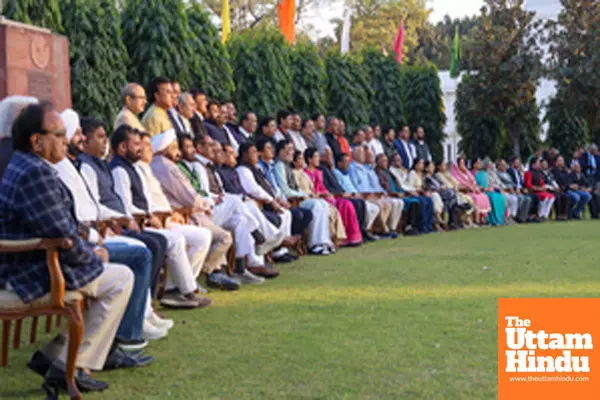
[0,238,84,400]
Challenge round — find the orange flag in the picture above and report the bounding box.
[278,0,296,44]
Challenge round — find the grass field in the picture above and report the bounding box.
[2,221,600,399]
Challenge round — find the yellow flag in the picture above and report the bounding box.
[222,0,231,44]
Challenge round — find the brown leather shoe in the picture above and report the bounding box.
[281,236,300,247]
[247,265,280,279]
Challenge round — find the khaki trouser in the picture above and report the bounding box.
[41,264,133,371]
[369,199,392,234]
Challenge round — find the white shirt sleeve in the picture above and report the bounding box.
[112,167,147,215]
[87,228,100,245]
[80,163,127,219]
[236,166,274,202]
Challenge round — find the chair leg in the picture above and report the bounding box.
[56,315,62,328]
[2,320,10,367]
[45,315,52,333]
[64,302,84,400]
[30,316,38,344]
[13,319,22,349]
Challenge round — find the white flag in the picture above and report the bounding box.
[341,8,351,54]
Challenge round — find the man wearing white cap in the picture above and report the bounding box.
[54,109,164,354]
[150,130,268,285]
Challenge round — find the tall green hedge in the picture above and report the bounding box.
[61,0,127,125]
[290,40,327,118]
[188,3,234,101]
[122,0,198,89]
[228,29,292,118]
[3,0,63,33]
[325,51,372,135]
[361,47,405,129]
[403,65,446,161]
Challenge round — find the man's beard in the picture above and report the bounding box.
[68,142,83,157]
[125,149,141,163]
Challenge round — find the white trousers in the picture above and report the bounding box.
[165,224,212,291]
[365,201,381,229]
[42,264,133,371]
[504,193,519,217]
[539,197,556,218]
[300,198,332,247]
[212,195,258,258]
[382,197,404,230]
[242,200,286,255]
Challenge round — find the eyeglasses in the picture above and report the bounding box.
[42,129,67,137]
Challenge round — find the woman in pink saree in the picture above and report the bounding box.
[303,148,363,246]
[451,157,491,224]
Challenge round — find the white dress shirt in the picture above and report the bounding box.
[236,165,275,202]
[367,139,384,157]
[136,161,172,213]
[111,166,148,215]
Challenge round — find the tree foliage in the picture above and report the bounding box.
[187,3,234,101]
[228,28,292,118]
[460,0,543,156]
[403,64,446,161]
[361,47,404,128]
[121,0,198,89]
[546,0,600,143]
[290,40,327,118]
[336,0,430,61]
[60,0,128,125]
[545,95,588,158]
[3,0,63,33]
[325,51,372,136]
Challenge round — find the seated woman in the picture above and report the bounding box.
[472,158,506,226]
[434,160,475,228]
[451,157,492,225]
[484,158,517,224]
[424,161,466,229]
[304,148,362,246]
[292,150,347,250]
[524,157,555,220]
[408,158,445,232]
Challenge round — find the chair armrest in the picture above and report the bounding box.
[0,238,72,308]
[152,212,172,228]
[173,207,192,224]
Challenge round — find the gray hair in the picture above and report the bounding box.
[178,92,193,105]
[326,116,337,130]
[120,82,142,106]
[0,96,39,140]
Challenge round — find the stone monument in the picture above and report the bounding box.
[0,17,71,111]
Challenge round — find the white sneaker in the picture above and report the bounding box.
[143,319,169,340]
[148,311,174,330]
[233,270,265,285]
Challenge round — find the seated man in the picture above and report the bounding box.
[109,125,234,295]
[363,146,404,235]
[374,153,424,235]
[569,161,599,219]
[179,134,281,278]
[217,143,299,264]
[553,155,591,219]
[148,133,243,288]
[347,146,397,238]
[1,102,133,393]
[0,96,39,180]
[318,146,377,241]
[273,140,334,255]
[56,110,166,348]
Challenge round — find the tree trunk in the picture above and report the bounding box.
[508,124,521,157]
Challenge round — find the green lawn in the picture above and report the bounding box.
[2,221,600,399]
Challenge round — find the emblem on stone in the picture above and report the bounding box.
[30,34,51,70]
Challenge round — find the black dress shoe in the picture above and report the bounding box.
[44,362,108,393]
[273,254,295,263]
[103,346,154,370]
[27,350,53,377]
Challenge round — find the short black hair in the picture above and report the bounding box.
[352,129,364,139]
[259,116,275,132]
[303,147,318,164]
[311,113,323,121]
[375,153,387,164]
[12,102,53,153]
[382,125,393,135]
[411,157,424,170]
[110,124,139,152]
[335,152,348,165]
[293,150,302,163]
[190,88,205,99]
[178,133,193,150]
[275,139,291,156]
[149,76,171,102]
[238,141,255,161]
[277,109,291,125]
[241,112,255,123]
[301,119,312,129]
[256,137,273,152]
[81,116,106,137]
[207,99,221,111]
[193,133,209,148]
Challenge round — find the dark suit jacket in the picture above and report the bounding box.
[205,121,230,145]
[325,132,342,160]
[0,138,13,181]
[579,151,597,178]
[226,123,246,146]
[190,113,208,137]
